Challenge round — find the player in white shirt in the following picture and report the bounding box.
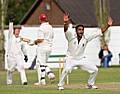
[58,13,113,90]
[34,14,55,85]
[6,21,28,85]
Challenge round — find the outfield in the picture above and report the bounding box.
[0,67,120,94]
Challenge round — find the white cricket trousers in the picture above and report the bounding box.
[36,46,55,83]
[58,57,98,87]
[7,54,27,85]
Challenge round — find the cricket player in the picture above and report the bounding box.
[34,13,55,85]
[6,21,28,85]
[58,13,113,90]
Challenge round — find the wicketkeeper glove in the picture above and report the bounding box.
[24,55,28,62]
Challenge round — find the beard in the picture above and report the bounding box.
[78,33,83,38]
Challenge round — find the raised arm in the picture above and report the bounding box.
[101,17,113,33]
[85,17,113,42]
[64,13,70,32]
[8,22,14,39]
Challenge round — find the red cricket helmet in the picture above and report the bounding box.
[39,13,47,21]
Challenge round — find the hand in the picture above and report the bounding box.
[101,17,113,33]
[24,55,28,62]
[107,17,113,26]
[64,12,70,22]
[8,12,15,22]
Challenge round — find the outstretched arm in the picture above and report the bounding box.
[85,17,113,42]
[101,17,113,33]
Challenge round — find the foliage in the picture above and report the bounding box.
[94,0,110,47]
[0,0,8,70]
[6,0,35,25]
[94,0,109,27]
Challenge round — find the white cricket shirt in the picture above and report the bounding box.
[7,23,27,56]
[37,22,54,48]
[65,24,102,59]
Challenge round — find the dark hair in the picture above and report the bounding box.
[75,24,84,31]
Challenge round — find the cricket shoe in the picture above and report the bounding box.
[58,86,64,90]
[86,84,98,89]
[58,84,64,90]
[34,81,46,86]
[34,82,41,86]
[7,82,12,85]
[41,81,46,85]
[23,82,28,85]
[7,79,12,85]
[41,79,46,85]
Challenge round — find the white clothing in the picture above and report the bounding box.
[103,50,109,56]
[36,22,55,84]
[58,24,102,87]
[7,22,27,85]
[36,22,54,65]
[58,57,98,87]
[37,22,54,48]
[65,24,102,59]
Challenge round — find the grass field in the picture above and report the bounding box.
[0,67,120,94]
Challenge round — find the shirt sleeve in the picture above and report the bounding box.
[21,42,27,55]
[85,28,103,42]
[65,24,75,42]
[8,22,14,40]
[37,29,44,39]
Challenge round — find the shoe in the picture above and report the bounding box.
[86,85,98,89]
[34,81,46,86]
[7,80,12,85]
[34,82,41,86]
[41,80,46,85]
[23,82,27,85]
[7,83,12,85]
[58,86,64,90]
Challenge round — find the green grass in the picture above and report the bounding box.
[0,67,120,94]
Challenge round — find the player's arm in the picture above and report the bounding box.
[86,17,113,42]
[101,17,113,33]
[21,37,35,46]
[8,22,14,39]
[34,29,44,45]
[21,37,30,43]
[64,12,70,32]
[34,39,44,45]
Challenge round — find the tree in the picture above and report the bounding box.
[0,0,8,70]
[6,0,35,25]
[94,0,110,47]
[0,0,34,70]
